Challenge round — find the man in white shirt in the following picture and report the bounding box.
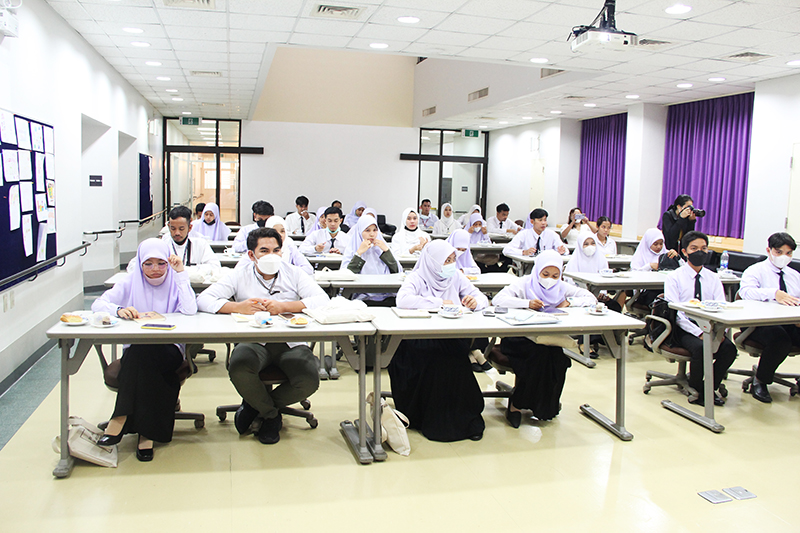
[197,227,329,445]
[299,206,347,255]
[738,232,800,403]
[232,200,274,253]
[664,231,737,406]
[285,195,313,235]
[418,199,438,230]
[503,208,567,258]
[486,203,520,235]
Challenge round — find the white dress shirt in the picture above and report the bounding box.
[127,235,220,272]
[664,264,726,337]
[285,211,314,235]
[595,236,618,256]
[502,228,565,257]
[234,239,314,275]
[492,277,596,309]
[418,213,439,229]
[486,216,519,234]
[233,223,258,253]
[298,228,348,255]
[739,258,800,300]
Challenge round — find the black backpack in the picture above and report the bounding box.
[646,296,677,347]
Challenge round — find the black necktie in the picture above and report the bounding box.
[694,272,702,300]
[535,235,541,253]
[779,270,787,292]
[300,217,305,233]
[500,221,503,228]
[330,237,336,251]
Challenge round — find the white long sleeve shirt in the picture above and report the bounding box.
[492,276,596,309]
[298,228,348,255]
[396,272,488,310]
[595,236,618,256]
[285,211,314,235]
[502,228,565,257]
[664,264,726,337]
[127,235,220,272]
[418,213,438,229]
[739,258,800,301]
[233,223,258,253]
[486,216,520,234]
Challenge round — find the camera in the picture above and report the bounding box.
[690,207,706,218]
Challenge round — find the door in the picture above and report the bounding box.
[787,144,800,235]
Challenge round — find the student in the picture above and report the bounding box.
[259,217,313,275]
[331,200,343,211]
[92,239,197,461]
[503,208,567,258]
[285,195,313,235]
[344,201,366,229]
[197,228,328,444]
[232,201,274,253]
[738,232,800,403]
[457,204,482,228]
[492,250,596,427]
[390,208,431,257]
[486,203,520,235]
[564,233,624,315]
[560,207,594,246]
[299,207,347,255]
[389,240,489,442]
[432,203,459,235]
[594,216,617,256]
[189,202,205,230]
[418,198,438,230]
[341,215,399,305]
[662,194,698,253]
[306,205,329,234]
[190,202,231,241]
[630,228,679,271]
[446,229,481,276]
[466,213,491,244]
[665,231,737,406]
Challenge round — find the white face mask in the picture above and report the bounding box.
[770,252,792,269]
[257,254,282,275]
[440,263,457,279]
[145,270,168,286]
[539,276,558,290]
[583,245,597,257]
[455,249,465,258]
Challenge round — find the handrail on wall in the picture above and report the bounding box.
[120,207,168,228]
[0,242,91,289]
[82,228,125,241]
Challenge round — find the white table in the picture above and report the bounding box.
[324,272,518,298]
[564,270,741,299]
[505,253,634,276]
[667,300,800,433]
[364,307,645,458]
[209,240,232,252]
[104,272,216,292]
[45,313,377,477]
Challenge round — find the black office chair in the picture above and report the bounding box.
[377,214,396,236]
[727,251,767,276]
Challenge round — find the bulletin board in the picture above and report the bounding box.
[0,109,57,292]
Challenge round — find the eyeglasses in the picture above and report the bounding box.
[142,262,168,270]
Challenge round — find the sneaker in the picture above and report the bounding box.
[257,414,283,445]
[234,401,259,435]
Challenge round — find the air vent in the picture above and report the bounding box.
[638,39,672,48]
[311,4,364,19]
[540,68,564,79]
[422,106,436,117]
[563,95,587,100]
[468,87,489,102]
[162,0,215,8]
[202,102,225,107]
[725,51,773,63]
[190,70,222,77]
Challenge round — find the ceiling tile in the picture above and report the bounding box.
[293,18,365,37]
[229,42,266,54]
[385,0,467,10]
[228,0,305,16]
[229,53,264,63]
[416,30,489,47]
[524,3,606,25]
[477,35,548,51]
[624,0,734,20]
[81,4,161,23]
[47,2,92,21]
[458,47,518,60]
[156,9,228,27]
[368,6,450,28]
[648,21,742,42]
[164,26,229,41]
[691,2,798,27]
[229,14,295,32]
[175,50,228,62]
[402,42,469,56]
[667,41,745,59]
[68,19,104,34]
[346,38,412,52]
[752,10,800,33]
[434,14,515,35]
[288,33,353,47]
[457,0,549,20]
[229,29,291,43]
[498,21,571,42]
[356,23,429,41]
[703,28,795,49]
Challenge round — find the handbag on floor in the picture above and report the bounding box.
[367,392,411,456]
[51,416,118,468]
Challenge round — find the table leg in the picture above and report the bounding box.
[53,339,75,479]
[338,335,374,464]
[580,330,633,441]
[369,335,387,461]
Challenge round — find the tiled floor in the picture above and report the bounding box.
[2,333,800,532]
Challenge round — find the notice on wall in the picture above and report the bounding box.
[35,153,45,192]
[43,126,54,154]
[8,184,20,231]
[47,208,56,234]
[2,149,19,182]
[46,180,56,206]
[0,109,16,145]
[30,123,44,153]
[35,193,47,222]
[22,214,33,257]
[20,181,33,212]
[44,153,54,180]
[15,117,31,150]
[18,150,32,181]
[36,224,47,261]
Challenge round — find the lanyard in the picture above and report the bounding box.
[252,265,280,295]
[171,238,192,266]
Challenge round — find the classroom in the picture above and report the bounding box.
[2,0,800,531]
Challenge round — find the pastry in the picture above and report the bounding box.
[290,317,308,326]
[60,314,83,323]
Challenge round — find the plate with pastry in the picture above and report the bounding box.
[287,316,309,328]
[90,312,120,328]
[60,313,88,326]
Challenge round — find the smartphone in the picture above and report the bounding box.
[494,307,508,314]
[141,323,176,330]
[482,309,495,317]
[279,312,295,320]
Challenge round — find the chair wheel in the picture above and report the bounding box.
[208,354,216,363]
[195,419,205,429]
[628,337,635,345]
[308,418,318,429]
[742,383,750,392]
[643,387,650,394]
[217,409,228,422]
[301,399,311,410]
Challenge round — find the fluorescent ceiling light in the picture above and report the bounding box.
[550,110,562,114]
[182,112,192,115]
[708,77,726,82]
[172,97,184,101]
[522,116,533,120]
[156,76,171,81]
[370,43,389,49]
[397,16,420,24]
[677,83,693,88]
[145,61,162,66]
[786,60,800,67]
[130,41,150,47]
[202,119,215,124]
[665,4,692,15]
[123,27,143,34]
[584,103,597,108]
[499,121,509,125]
[529,57,549,64]
[626,94,640,99]
[166,89,178,93]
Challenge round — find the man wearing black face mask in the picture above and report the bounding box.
[233,200,274,253]
[664,231,737,406]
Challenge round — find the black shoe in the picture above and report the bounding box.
[257,414,282,445]
[505,408,522,429]
[136,447,154,462]
[97,433,123,447]
[234,401,259,435]
[752,381,773,403]
[688,393,724,407]
[480,361,493,372]
[469,432,483,441]
[471,362,484,373]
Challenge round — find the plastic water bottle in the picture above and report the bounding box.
[720,250,729,271]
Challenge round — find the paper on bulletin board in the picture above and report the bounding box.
[22,215,33,257]
[47,208,56,234]
[20,181,33,212]
[15,117,31,151]
[8,184,21,231]
[43,126,54,154]
[35,153,45,191]
[30,123,44,153]
[36,224,48,261]
[35,194,47,222]
[3,149,20,182]
[46,180,56,206]
[44,153,54,180]
[18,150,32,181]
[0,109,16,145]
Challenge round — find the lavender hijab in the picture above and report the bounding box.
[341,215,392,274]
[122,239,183,313]
[467,213,490,244]
[631,228,666,270]
[527,250,568,308]
[309,205,328,233]
[344,201,366,228]
[191,202,231,241]
[410,239,457,295]
[446,229,479,271]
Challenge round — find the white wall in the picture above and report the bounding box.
[743,74,800,252]
[240,121,418,227]
[0,0,160,386]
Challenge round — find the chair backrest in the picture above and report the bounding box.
[728,251,766,274]
[789,259,800,274]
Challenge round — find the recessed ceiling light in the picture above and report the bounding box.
[130,41,150,47]
[786,60,800,67]
[145,61,162,67]
[172,97,184,101]
[197,127,215,131]
[626,94,640,99]
[708,77,726,82]
[522,116,533,120]
[677,83,693,88]
[584,103,597,108]
[166,89,178,93]
[665,3,692,15]
[202,119,215,124]
[550,110,562,114]
[499,121,509,125]
[370,43,389,49]
[397,16,420,24]
[123,27,143,34]
[182,111,192,115]
[156,76,171,81]
[529,57,549,64]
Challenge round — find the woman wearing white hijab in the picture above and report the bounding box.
[234,216,314,275]
[390,208,431,257]
[457,204,482,228]
[631,228,679,271]
[389,240,489,442]
[493,250,596,427]
[565,232,622,313]
[190,202,231,241]
[341,214,399,305]
[432,203,459,235]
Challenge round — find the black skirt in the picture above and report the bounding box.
[388,338,485,442]
[113,344,183,443]
[500,337,571,421]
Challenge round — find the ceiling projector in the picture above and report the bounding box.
[568,0,637,53]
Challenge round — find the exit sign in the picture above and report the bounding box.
[180,117,200,126]
[462,129,479,138]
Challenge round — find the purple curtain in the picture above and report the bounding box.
[577,113,627,224]
[660,92,754,239]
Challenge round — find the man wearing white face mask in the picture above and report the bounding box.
[739,232,800,403]
[197,227,329,444]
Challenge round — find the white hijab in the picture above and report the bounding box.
[564,232,609,275]
[436,203,459,233]
[631,228,666,270]
[457,204,481,228]
[393,208,430,255]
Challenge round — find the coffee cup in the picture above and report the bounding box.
[254,311,272,326]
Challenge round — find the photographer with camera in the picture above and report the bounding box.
[560,207,595,246]
[662,194,706,253]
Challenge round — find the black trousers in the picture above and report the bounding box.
[672,327,738,392]
[746,325,800,383]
